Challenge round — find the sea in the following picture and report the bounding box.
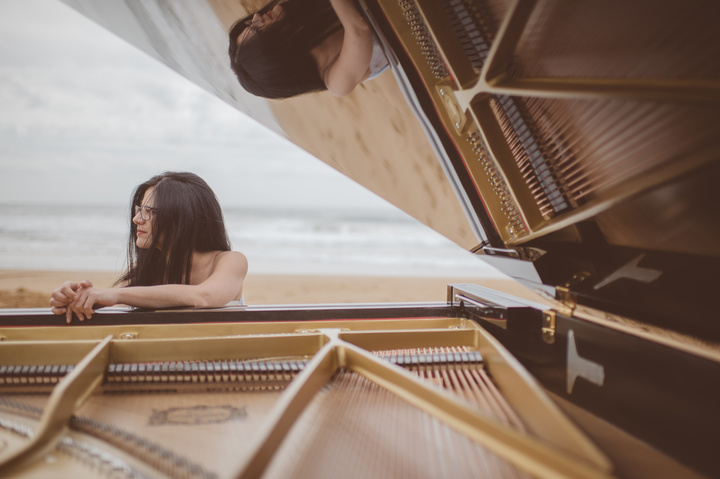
[0,203,503,278]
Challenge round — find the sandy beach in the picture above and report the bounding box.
[0,269,542,309]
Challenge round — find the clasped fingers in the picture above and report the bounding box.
[50,280,94,309]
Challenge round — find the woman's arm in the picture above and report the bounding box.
[61,252,248,323]
[323,0,374,96]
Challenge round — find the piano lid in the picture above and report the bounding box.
[58,0,720,339]
[57,0,481,251]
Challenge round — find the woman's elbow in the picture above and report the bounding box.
[191,296,209,309]
[192,289,238,309]
[191,290,215,309]
[329,87,353,97]
[327,79,358,97]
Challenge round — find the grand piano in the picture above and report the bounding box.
[1,1,718,478]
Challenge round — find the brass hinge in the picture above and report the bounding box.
[555,286,577,317]
[542,311,556,344]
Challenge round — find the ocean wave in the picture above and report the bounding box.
[0,203,502,277]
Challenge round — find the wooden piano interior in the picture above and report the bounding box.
[0,314,615,479]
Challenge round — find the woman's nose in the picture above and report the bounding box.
[252,13,262,25]
[133,211,144,224]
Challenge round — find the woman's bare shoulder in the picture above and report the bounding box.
[218,250,247,260]
[216,251,249,270]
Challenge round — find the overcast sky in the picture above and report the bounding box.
[0,0,396,212]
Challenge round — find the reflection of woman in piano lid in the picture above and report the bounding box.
[228,0,389,99]
[50,172,248,324]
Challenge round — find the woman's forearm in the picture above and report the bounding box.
[114,252,246,311]
[115,284,229,309]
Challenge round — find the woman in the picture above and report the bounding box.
[228,0,389,99]
[50,172,248,324]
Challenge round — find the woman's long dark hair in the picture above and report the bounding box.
[118,172,231,287]
[228,0,341,99]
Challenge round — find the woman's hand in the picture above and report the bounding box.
[50,280,92,322]
[65,287,120,323]
[50,280,119,324]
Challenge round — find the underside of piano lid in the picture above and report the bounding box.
[361,0,720,340]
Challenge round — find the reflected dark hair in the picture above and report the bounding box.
[228,0,341,99]
[118,172,231,287]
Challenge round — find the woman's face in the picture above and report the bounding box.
[236,5,285,44]
[133,187,156,249]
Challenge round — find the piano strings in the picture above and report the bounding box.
[0,346,530,478]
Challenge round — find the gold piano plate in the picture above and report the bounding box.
[0,316,611,478]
